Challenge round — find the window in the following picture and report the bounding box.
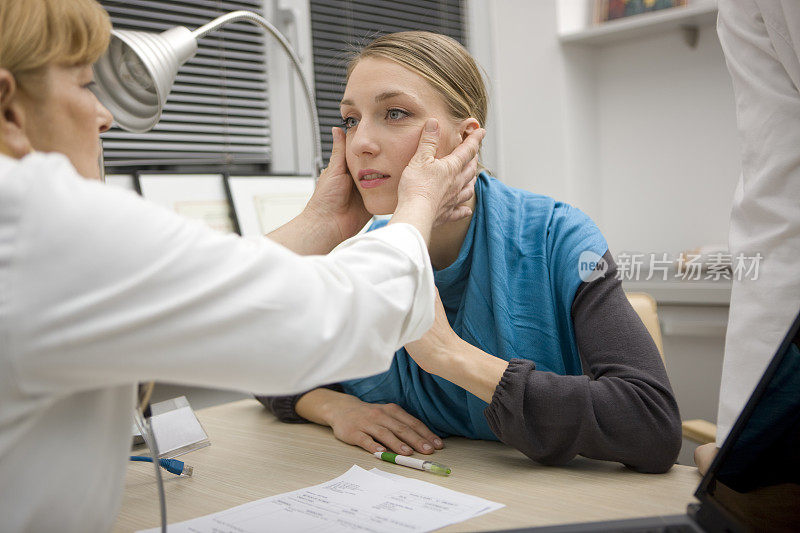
[99,0,271,172]
[309,0,465,161]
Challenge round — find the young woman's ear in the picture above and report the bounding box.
[0,70,33,158]
[459,118,481,140]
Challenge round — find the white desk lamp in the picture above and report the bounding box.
[93,10,323,176]
[92,11,323,532]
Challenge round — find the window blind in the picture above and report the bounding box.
[309,0,465,162]
[99,0,271,169]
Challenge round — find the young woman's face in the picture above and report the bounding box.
[340,57,466,215]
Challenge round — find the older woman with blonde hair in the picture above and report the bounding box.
[0,1,485,530]
[260,31,683,474]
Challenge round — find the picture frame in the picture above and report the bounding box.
[135,173,238,234]
[593,0,687,24]
[104,173,136,192]
[225,175,315,238]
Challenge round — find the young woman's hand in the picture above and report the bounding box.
[295,388,443,456]
[328,396,443,456]
[303,127,372,243]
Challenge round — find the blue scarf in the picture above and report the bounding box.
[341,172,608,439]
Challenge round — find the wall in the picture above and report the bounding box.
[467,0,741,258]
[595,26,740,257]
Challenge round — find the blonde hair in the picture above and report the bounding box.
[0,0,110,80]
[347,31,488,130]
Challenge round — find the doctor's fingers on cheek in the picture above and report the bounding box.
[447,128,485,170]
[454,161,478,204]
[322,127,347,175]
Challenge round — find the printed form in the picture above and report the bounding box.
[139,465,503,532]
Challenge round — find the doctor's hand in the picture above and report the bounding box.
[304,127,371,243]
[390,119,484,244]
[694,443,719,476]
[295,388,443,456]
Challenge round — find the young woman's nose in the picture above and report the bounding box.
[349,119,381,157]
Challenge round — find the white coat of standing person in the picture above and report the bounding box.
[0,0,485,530]
[695,0,800,473]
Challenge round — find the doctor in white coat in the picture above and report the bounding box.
[696,0,800,473]
[0,0,484,530]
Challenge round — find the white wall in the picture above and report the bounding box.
[595,26,740,257]
[473,0,573,199]
[469,0,741,258]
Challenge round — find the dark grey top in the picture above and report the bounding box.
[256,251,682,473]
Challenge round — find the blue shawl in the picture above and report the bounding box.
[341,172,608,440]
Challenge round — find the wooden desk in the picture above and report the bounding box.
[115,400,700,532]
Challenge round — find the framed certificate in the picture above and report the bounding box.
[225,176,314,238]
[104,174,136,192]
[135,173,237,234]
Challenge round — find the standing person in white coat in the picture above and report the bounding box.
[695,0,800,473]
[0,0,484,530]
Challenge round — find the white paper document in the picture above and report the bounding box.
[139,465,503,533]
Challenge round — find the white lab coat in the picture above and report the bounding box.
[716,0,800,443]
[0,152,435,532]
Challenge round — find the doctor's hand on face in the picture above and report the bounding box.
[303,126,372,244]
[394,118,482,234]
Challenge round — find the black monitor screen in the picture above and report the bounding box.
[701,321,800,533]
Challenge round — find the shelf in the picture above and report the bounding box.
[559,2,718,46]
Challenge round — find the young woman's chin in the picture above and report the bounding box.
[362,193,398,217]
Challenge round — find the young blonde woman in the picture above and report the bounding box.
[259,31,683,474]
[0,1,485,529]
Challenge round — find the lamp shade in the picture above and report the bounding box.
[93,10,323,175]
[93,26,198,133]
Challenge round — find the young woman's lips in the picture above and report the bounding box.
[358,169,390,189]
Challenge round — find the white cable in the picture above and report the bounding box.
[133,405,167,533]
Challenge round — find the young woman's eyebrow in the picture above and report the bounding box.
[340,91,417,107]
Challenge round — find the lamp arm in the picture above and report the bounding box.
[193,11,323,177]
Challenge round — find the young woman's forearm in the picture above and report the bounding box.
[439,339,509,403]
[294,387,350,426]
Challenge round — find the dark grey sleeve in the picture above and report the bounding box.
[483,250,682,473]
[255,383,344,423]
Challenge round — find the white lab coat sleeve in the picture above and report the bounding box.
[716,0,800,443]
[7,153,435,396]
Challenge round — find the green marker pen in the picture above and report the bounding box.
[374,451,452,476]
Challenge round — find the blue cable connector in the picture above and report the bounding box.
[130,455,193,477]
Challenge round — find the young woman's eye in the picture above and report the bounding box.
[386,108,409,121]
[341,116,359,130]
